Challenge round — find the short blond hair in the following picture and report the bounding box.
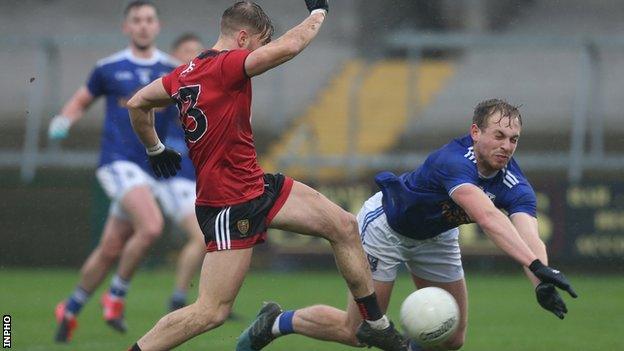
[473,99,522,129]
[221,1,274,40]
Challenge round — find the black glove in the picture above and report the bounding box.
[149,147,181,179]
[529,259,578,298]
[305,0,329,13]
[535,282,568,319]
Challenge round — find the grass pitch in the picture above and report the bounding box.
[0,268,622,350]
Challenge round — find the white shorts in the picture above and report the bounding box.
[154,178,196,225]
[95,160,156,221]
[357,192,464,283]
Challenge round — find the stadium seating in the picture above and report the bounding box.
[261,59,454,180]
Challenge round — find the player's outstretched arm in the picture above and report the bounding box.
[48,87,94,140]
[452,185,578,302]
[244,0,328,77]
[127,78,181,178]
[451,184,538,266]
[510,213,547,287]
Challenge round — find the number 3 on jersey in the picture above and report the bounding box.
[173,85,207,143]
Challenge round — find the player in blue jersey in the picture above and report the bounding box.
[157,33,206,311]
[239,99,578,351]
[48,1,180,342]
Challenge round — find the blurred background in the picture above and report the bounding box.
[0,1,623,350]
[2,0,623,269]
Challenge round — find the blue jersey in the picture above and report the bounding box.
[165,119,196,181]
[376,135,537,240]
[86,48,180,171]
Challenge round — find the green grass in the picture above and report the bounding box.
[0,268,622,350]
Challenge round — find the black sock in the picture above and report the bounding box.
[354,292,383,321]
[128,343,142,351]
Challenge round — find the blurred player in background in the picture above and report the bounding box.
[48,1,179,342]
[248,99,578,351]
[125,1,407,350]
[170,33,204,64]
[158,32,205,312]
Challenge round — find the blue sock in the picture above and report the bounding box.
[169,289,187,309]
[66,286,91,315]
[271,310,295,336]
[408,339,424,351]
[171,289,187,302]
[109,274,130,298]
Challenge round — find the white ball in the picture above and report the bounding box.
[399,287,460,348]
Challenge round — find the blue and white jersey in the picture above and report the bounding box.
[375,134,537,240]
[86,48,180,171]
[165,119,196,181]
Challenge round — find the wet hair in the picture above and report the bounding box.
[171,32,203,51]
[473,98,522,129]
[221,1,274,41]
[124,1,158,17]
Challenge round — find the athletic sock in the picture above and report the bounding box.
[354,293,389,329]
[65,286,91,316]
[170,289,187,305]
[365,315,390,330]
[408,339,424,351]
[128,342,142,351]
[271,310,295,337]
[109,274,130,299]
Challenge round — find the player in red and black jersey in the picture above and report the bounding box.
[126,1,406,351]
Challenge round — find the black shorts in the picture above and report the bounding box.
[195,173,293,252]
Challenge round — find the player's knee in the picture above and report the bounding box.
[334,211,359,243]
[191,302,231,331]
[137,217,164,242]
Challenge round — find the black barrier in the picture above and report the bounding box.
[2,170,622,267]
[565,184,624,259]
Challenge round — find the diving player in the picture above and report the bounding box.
[239,99,578,351]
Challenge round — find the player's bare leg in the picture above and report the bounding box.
[409,276,468,351]
[100,186,163,333]
[290,279,395,345]
[135,248,252,351]
[78,216,134,291]
[169,214,206,311]
[238,181,406,351]
[271,181,374,298]
[115,186,164,279]
[54,215,133,342]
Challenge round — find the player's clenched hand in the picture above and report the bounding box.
[147,144,181,179]
[535,282,568,319]
[305,0,328,13]
[529,259,578,298]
